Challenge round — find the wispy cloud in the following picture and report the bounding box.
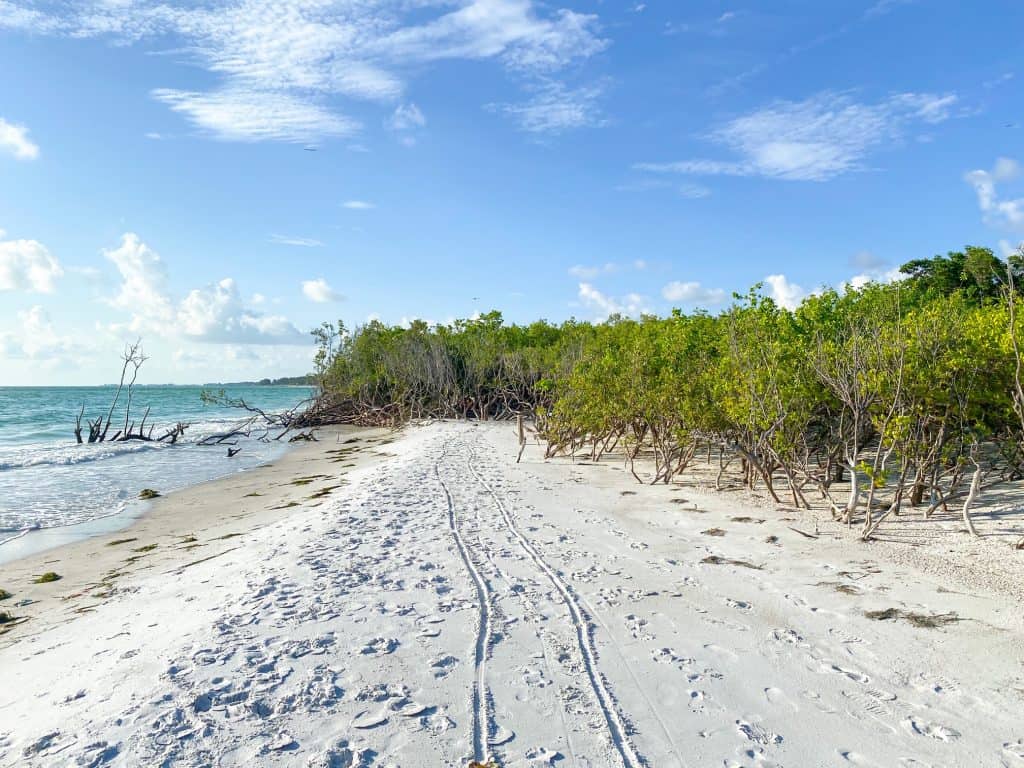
[386,103,426,132]
[965,157,1024,232]
[490,80,606,135]
[2,0,607,142]
[568,262,617,279]
[342,200,375,210]
[152,87,358,143]
[270,234,323,247]
[636,91,958,182]
[864,0,915,19]
[0,117,39,159]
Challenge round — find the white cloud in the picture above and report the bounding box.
[179,277,305,343]
[679,183,711,199]
[0,235,63,292]
[342,200,375,210]
[0,305,77,362]
[764,274,806,309]
[491,80,606,134]
[251,292,266,305]
[2,1,607,142]
[844,266,904,290]
[636,90,958,182]
[661,281,725,305]
[0,117,38,159]
[104,232,176,330]
[152,87,358,143]
[999,240,1023,258]
[965,157,1024,232]
[387,103,426,132]
[577,282,648,319]
[103,232,305,343]
[270,234,323,247]
[302,277,341,303]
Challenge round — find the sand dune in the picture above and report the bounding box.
[2,422,1023,767]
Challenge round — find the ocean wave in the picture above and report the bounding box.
[0,524,40,546]
[0,417,248,470]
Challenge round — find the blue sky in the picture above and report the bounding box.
[1,0,1022,385]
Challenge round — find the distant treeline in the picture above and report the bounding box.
[307,245,1024,539]
[206,375,315,387]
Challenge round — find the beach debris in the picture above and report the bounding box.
[106,538,138,546]
[787,527,819,540]
[730,516,765,524]
[701,528,726,537]
[138,488,161,500]
[33,571,62,584]
[227,447,241,457]
[701,555,762,570]
[468,760,501,768]
[864,608,960,628]
[0,588,11,601]
[0,611,15,623]
[1014,537,1024,550]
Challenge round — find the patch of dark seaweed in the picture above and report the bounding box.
[864,607,960,628]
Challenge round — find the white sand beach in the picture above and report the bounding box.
[2,421,1023,767]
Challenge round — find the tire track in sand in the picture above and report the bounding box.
[465,443,645,768]
[436,445,493,765]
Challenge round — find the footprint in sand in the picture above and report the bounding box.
[1002,740,1024,764]
[763,687,798,712]
[725,598,752,611]
[624,614,652,640]
[735,719,783,745]
[836,750,886,767]
[525,746,563,764]
[819,661,870,684]
[902,716,961,742]
[491,725,515,746]
[360,637,399,656]
[431,656,459,678]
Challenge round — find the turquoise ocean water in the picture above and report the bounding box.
[0,385,314,560]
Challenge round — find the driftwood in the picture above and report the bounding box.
[73,341,192,445]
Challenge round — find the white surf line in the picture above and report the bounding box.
[435,444,493,765]
[465,444,646,768]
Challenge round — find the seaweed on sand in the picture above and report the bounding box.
[0,589,11,601]
[864,608,960,628]
[106,538,138,546]
[138,489,161,500]
[308,485,343,500]
[34,572,62,584]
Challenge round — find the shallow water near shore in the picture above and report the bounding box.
[0,384,313,562]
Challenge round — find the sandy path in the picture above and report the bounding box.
[2,422,1023,767]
